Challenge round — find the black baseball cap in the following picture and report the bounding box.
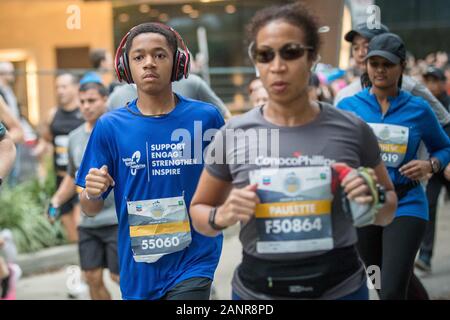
[344,22,390,43]
[423,66,447,81]
[365,33,406,64]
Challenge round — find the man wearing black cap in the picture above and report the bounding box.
[343,22,390,72]
[416,66,450,273]
[334,23,450,127]
[423,66,450,111]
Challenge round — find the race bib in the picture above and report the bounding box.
[126,194,192,263]
[368,123,409,168]
[249,166,334,254]
[54,135,69,167]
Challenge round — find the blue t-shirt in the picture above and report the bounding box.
[337,88,450,220]
[75,95,224,299]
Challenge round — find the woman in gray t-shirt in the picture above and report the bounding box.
[190,2,397,300]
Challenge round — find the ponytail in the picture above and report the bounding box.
[361,72,372,88]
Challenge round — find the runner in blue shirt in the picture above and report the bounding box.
[75,23,224,300]
[337,33,450,299]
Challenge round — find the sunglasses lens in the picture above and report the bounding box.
[255,49,275,63]
[253,44,309,63]
[280,44,305,60]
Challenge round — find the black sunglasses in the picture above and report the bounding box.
[252,43,314,64]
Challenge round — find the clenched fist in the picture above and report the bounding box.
[215,183,260,227]
[85,165,115,199]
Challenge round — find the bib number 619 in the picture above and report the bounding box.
[382,153,399,163]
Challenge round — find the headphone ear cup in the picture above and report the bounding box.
[172,49,189,82]
[122,54,133,84]
[116,56,125,82]
[171,50,180,82]
[115,59,123,82]
[177,52,187,81]
[183,51,190,78]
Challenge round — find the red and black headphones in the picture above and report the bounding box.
[114,22,191,84]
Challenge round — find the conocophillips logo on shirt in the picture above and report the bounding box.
[255,153,335,167]
[122,151,146,176]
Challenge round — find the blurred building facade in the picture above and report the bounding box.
[0,0,113,126]
[0,0,349,124]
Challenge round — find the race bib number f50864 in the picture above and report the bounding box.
[249,166,334,254]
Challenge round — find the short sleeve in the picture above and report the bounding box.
[75,117,114,199]
[359,120,382,168]
[204,124,232,182]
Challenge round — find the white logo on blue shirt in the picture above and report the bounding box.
[122,150,146,176]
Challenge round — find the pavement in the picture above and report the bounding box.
[15,197,450,300]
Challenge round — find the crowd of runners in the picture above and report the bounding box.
[1,1,450,300]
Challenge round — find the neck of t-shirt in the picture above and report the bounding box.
[136,88,176,116]
[264,97,321,127]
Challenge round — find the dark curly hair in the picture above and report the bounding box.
[124,23,178,59]
[246,1,321,61]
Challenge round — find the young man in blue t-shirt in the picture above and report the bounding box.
[75,23,224,300]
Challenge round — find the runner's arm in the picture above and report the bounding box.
[190,169,234,237]
[371,163,397,226]
[0,132,16,178]
[420,101,450,171]
[0,96,24,144]
[41,107,57,143]
[80,189,104,216]
[51,175,76,208]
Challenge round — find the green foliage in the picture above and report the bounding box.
[0,158,66,253]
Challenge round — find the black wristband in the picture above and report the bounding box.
[430,158,441,174]
[208,207,227,231]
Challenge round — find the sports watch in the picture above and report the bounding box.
[430,158,440,174]
[208,207,227,231]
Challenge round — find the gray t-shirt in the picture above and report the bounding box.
[334,75,450,126]
[107,74,229,117]
[68,124,118,228]
[204,103,381,299]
